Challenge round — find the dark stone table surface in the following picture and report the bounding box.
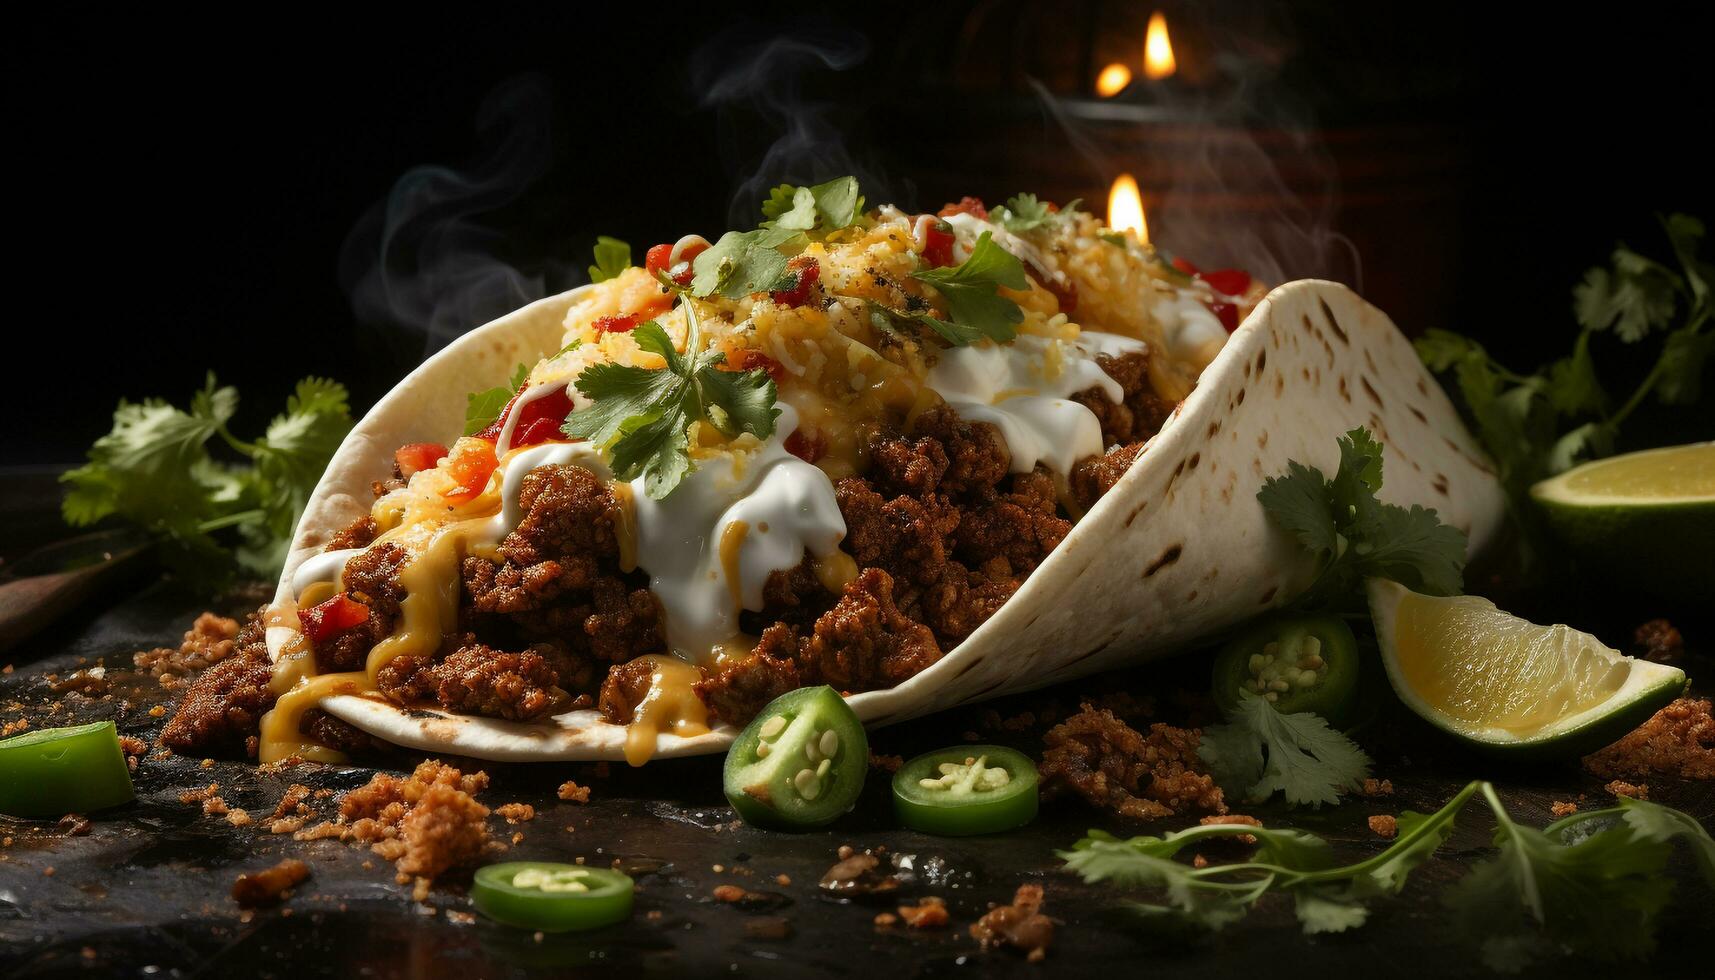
[1,472,1710,979]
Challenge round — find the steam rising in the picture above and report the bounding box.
[691,27,896,228]
[340,75,567,359]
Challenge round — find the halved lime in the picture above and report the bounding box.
[1530,442,1714,604]
[1366,579,1685,756]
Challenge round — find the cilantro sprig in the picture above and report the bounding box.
[908,231,1030,345]
[1257,426,1469,608]
[760,176,865,233]
[587,235,631,283]
[563,300,779,498]
[1198,689,1373,807]
[690,227,805,300]
[62,374,353,586]
[1416,213,1712,510]
[464,362,530,435]
[1062,781,1715,969]
[990,193,1079,235]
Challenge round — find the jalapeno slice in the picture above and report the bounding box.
[0,721,134,818]
[891,745,1039,836]
[471,862,634,932]
[1211,614,1362,724]
[723,685,868,829]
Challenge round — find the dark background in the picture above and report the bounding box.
[10,1,1713,467]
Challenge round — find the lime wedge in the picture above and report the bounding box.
[1366,579,1685,755]
[1530,442,1714,604]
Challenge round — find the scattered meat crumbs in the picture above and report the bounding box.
[1551,801,1579,817]
[295,760,498,888]
[1359,778,1394,797]
[134,612,240,687]
[1604,779,1649,800]
[1631,618,1683,663]
[896,896,949,929]
[495,803,536,823]
[1583,698,1715,780]
[1039,704,1224,820]
[556,780,590,803]
[970,884,1053,963]
[232,858,310,907]
[57,814,92,837]
[1,718,29,737]
[1368,815,1398,839]
[1199,813,1261,843]
[868,752,904,772]
[270,784,315,821]
[712,885,747,903]
[118,736,147,771]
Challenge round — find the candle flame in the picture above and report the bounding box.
[1107,174,1147,242]
[1095,62,1132,98]
[1144,12,1176,80]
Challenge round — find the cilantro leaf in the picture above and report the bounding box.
[464,362,530,435]
[1655,323,1714,404]
[992,193,1053,234]
[910,231,1028,346]
[690,227,803,300]
[760,176,865,232]
[565,304,778,498]
[1545,330,1608,416]
[1198,690,1372,807]
[1257,427,1468,606]
[587,235,631,283]
[1412,329,1482,372]
[1573,250,1680,343]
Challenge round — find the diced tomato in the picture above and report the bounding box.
[1207,300,1240,332]
[938,196,988,220]
[443,441,499,502]
[507,385,574,449]
[727,348,786,383]
[594,313,642,334]
[300,593,370,644]
[512,416,563,448]
[474,386,525,442]
[644,243,674,277]
[922,220,956,268]
[784,428,826,464]
[769,256,821,307]
[1201,268,1252,297]
[1172,256,1200,276]
[394,442,448,478]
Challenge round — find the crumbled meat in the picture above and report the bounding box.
[269,784,315,821]
[161,615,277,757]
[433,643,566,722]
[376,654,439,704]
[867,431,950,498]
[1071,350,1175,447]
[1358,778,1395,797]
[556,780,591,803]
[1070,442,1144,512]
[819,851,901,896]
[1039,704,1225,820]
[970,884,1053,962]
[1604,779,1648,800]
[1631,618,1683,663]
[912,408,1011,494]
[313,760,495,887]
[695,637,801,727]
[326,515,379,551]
[232,859,310,907]
[1583,698,1715,780]
[796,569,942,692]
[835,480,959,589]
[1368,814,1398,839]
[134,612,241,683]
[1550,801,1580,817]
[597,657,657,725]
[895,896,949,929]
[396,785,491,879]
[494,802,535,823]
[952,469,1069,576]
[742,559,835,633]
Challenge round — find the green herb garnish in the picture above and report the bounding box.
[990,193,1077,234]
[1198,690,1372,807]
[1416,213,1712,508]
[62,374,352,584]
[909,231,1029,345]
[587,235,632,283]
[760,176,865,232]
[1257,426,1468,607]
[563,301,778,498]
[690,227,805,300]
[464,362,530,435]
[1061,781,1715,969]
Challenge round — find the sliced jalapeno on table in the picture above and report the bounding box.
[0,720,134,818]
[723,685,868,829]
[1211,614,1362,725]
[892,745,1039,836]
[471,862,634,932]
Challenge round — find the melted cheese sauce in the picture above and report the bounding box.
[925,332,1146,477]
[620,655,710,767]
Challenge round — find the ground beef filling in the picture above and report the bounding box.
[161,613,278,757]
[284,348,1175,733]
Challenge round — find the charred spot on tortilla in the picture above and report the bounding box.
[1338,376,1352,402]
[1409,405,1428,424]
[1361,376,1385,408]
[1432,473,1450,496]
[1144,545,1184,578]
[1318,297,1349,344]
[1259,585,1278,605]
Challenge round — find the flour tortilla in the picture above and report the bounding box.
[268,279,1506,761]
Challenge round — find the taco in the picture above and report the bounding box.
[228,188,1503,765]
